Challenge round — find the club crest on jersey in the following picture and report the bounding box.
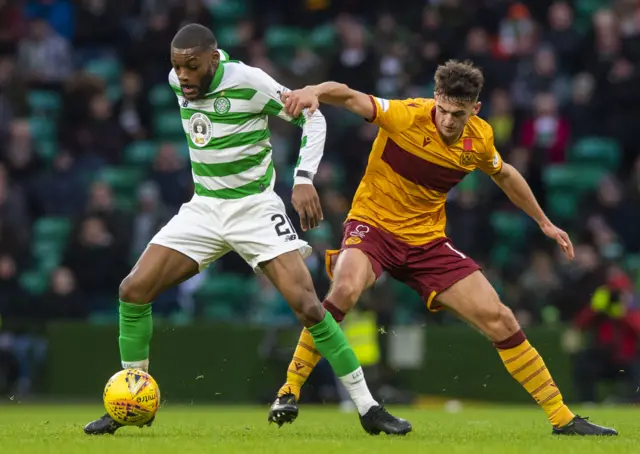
[460,152,474,166]
[188,112,212,147]
[214,96,231,114]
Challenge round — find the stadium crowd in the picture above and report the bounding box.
[0,0,638,337]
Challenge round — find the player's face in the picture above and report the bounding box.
[171,47,220,100]
[434,95,481,141]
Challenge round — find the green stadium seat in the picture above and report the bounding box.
[568,137,621,171]
[28,90,62,114]
[543,164,607,192]
[19,270,49,295]
[106,85,122,102]
[149,84,175,108]
[309,24,336,50]
[29,116,55,139]
[490,212,529,244]
[546,190,580,221]
[154,110,185,139]
[98,167,145,193]
[265,27,302,49]
[209,0,247,22]
[124,141,158,165]
[33,217,72,242]
[214,26,240,50]
[36,139,58,163]
[83,58,121,84]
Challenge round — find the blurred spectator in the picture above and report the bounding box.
[329,18,377,95]
[566,72,598,138]
[36,266,87,319]
[512,46,571,110]
[73,0,128,55]
[519,249,561,317]
[84,180,131,246]
[0,57,30,130]
[0,253,28,317]
[520,92,570,164]
[62,216,127,311]
[113,69,151,141]
[544,1,583,74]
[0,0,25,54]
[24,0,75,40]
[33,150,85,216]
[150,143,191,210]
[0,164,30,247]
[168,0,213,32]
[75,94,127,165]
[17,17,72,87]
[130,181,171,260]
[131,12,173,86]
[2,119,43,186]
[486,88,515,149]
[572,269,640,403]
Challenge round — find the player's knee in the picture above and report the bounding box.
[292,281,325,326]
[119,274,155,304]
[327,279,362,312]
[482,302,520,342]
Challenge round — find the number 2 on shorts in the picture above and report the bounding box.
[271,214,296,237]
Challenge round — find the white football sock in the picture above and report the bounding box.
[121,359,149,372]
[339,367,378,416]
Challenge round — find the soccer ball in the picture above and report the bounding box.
[103,368,160,426]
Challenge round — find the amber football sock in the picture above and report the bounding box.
[496,331,574,427]
[277,300,345,399]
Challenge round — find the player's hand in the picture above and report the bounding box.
[281,87,319,118]
[540,221,575,260]
[292,184,323,232]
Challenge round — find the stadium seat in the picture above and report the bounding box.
[149,84,175,109]
[214,26,240,50]
[123,141,158,165]
[543,164,607,192]
[98,167,145,192]
[33,217,72,242]
[309,24,336,50]
[568,137,621,171]
[35,139,58,163]
[28,90,62,115]
[546,190,580,221]
[208,0,247,22]
[29,117,56,139]
[265,27,303,50]
[490,212,529,244]
[83,58,121,84]
[154,110,185,139]
[19,270,49,295]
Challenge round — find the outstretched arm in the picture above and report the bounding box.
[491,163,575,260]
[283,82,375,120]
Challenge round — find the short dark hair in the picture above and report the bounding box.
[171,23,217,51]
[434,60,484,103]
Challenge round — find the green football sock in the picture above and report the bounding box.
[307,311,360,377]
[118,300,153,369]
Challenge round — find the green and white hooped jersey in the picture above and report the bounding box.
[168,50,326,200]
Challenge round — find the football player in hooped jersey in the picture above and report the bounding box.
[84,23,410,436]
[269,60,618,436]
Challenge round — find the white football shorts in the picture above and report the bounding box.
[150,191,311,271]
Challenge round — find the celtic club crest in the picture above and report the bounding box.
[214,97,231,114]
[188,112,212,148]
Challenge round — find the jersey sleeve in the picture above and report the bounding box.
[168,69,182,100]
[368,97,426,134]
[240,65,326,184]
[474,129,503,175]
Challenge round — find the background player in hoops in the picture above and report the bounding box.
[83,23,410,436]
[268,60,617,436]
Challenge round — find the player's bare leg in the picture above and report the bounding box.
[263,250,409,434]
[84,245,200,435]
[436,270,617,436]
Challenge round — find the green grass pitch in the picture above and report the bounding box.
[0,404,636,454]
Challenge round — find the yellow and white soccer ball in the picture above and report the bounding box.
[103,369,160,426]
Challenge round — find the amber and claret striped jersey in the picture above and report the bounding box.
[347,97,503,246]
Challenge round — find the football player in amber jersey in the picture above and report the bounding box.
[268,60,617,436]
